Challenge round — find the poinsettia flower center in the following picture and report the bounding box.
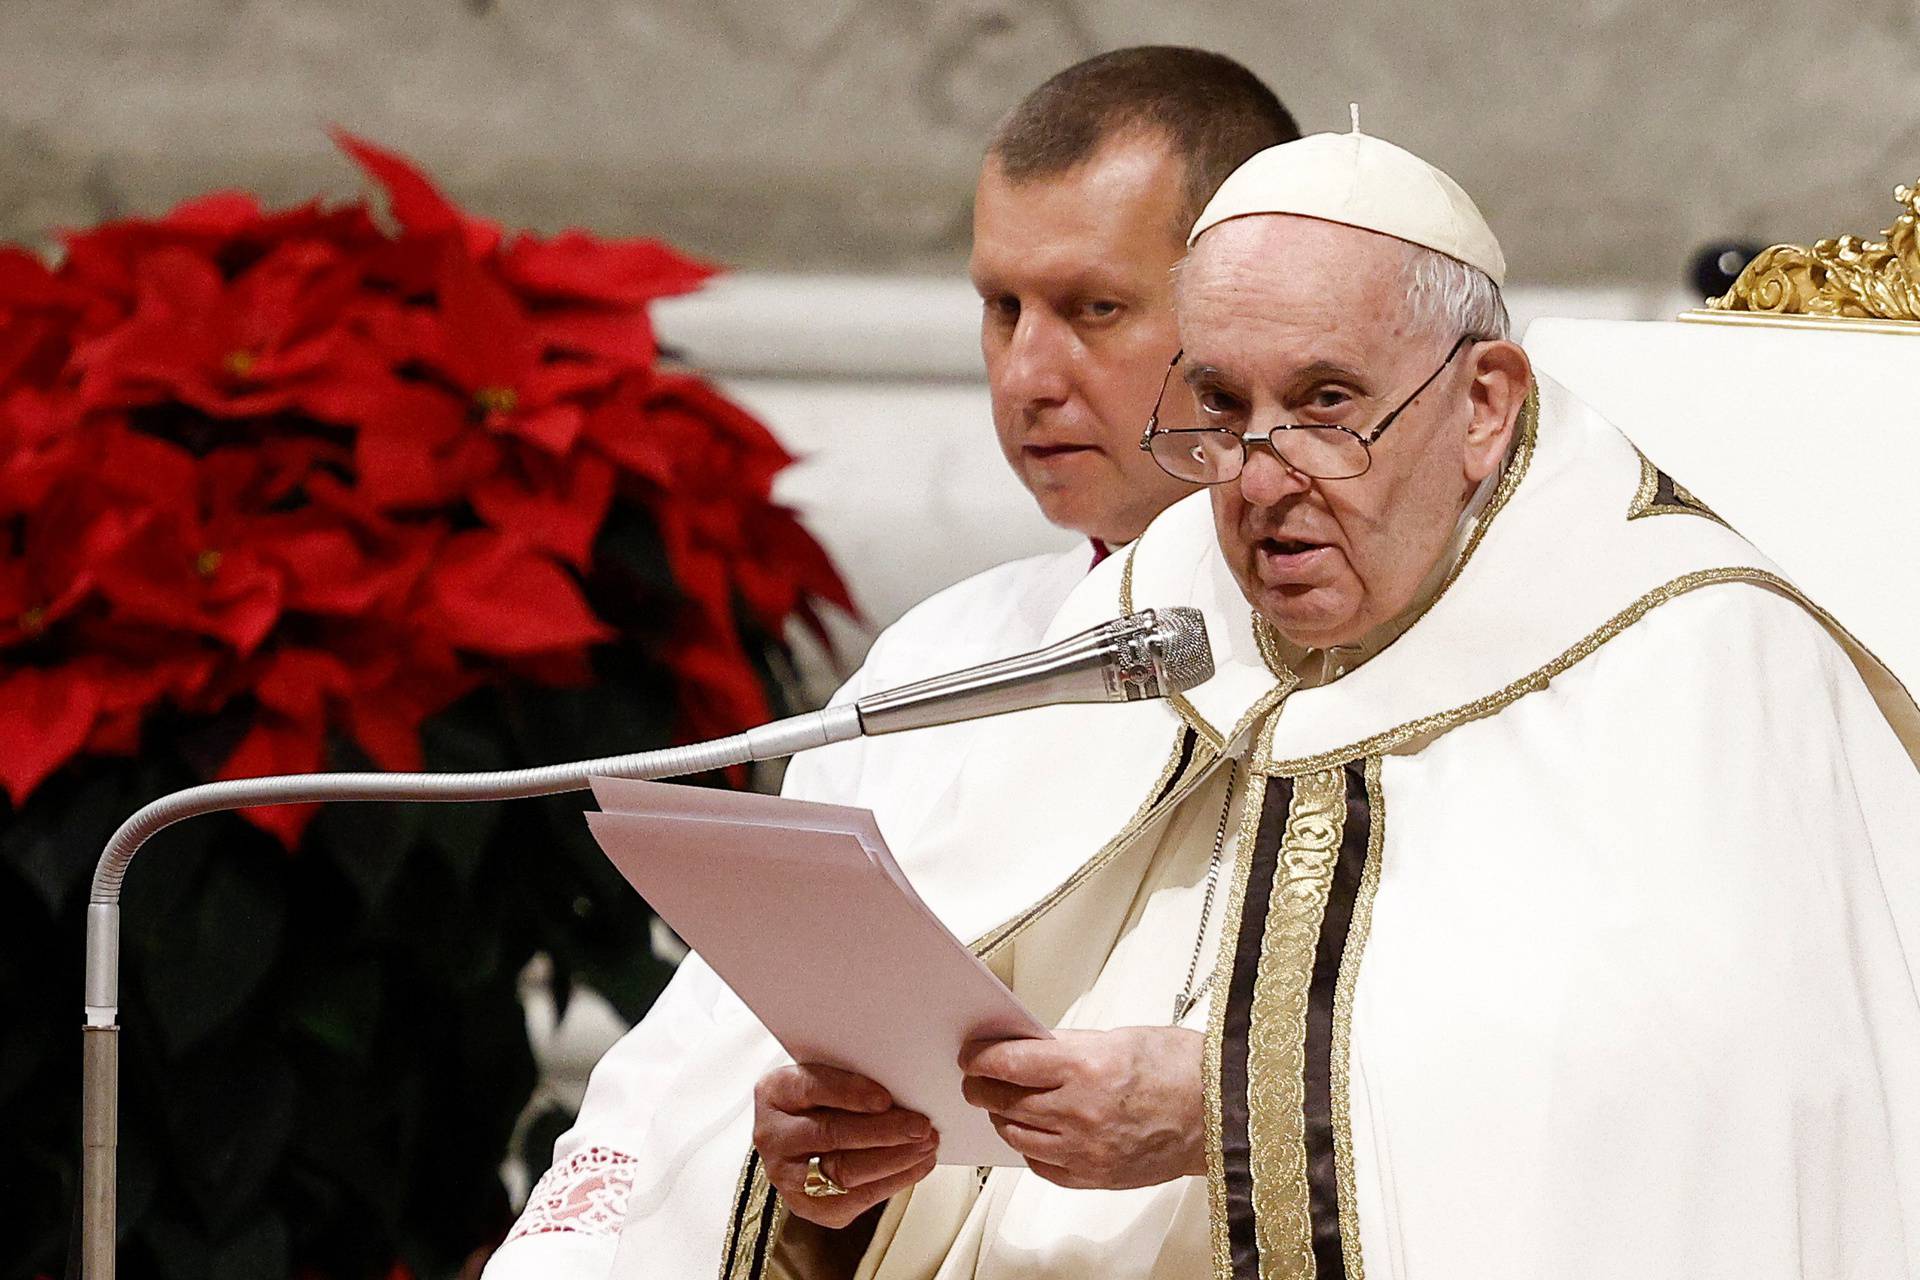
[195,549,224,578]
[18,605,46,635]
[223,350,260,379]
[473,385,518,416]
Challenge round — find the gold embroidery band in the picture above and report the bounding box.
[1215,763,1374,1279]
[720,1153,779,1280]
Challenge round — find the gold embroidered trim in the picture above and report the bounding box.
[1120,541,1298,755]
[1252,615,1296,683]
[1120,542,1227,751]
[1627,450,1727,526]
[738,734,1211,1276]
[1330,757,1385,1280]
[1255,567,1883,776]
[1446,383,1539,598]
[718,1154,759,1279]
[1247,767,1346,1279]
[720,1160,780,1280]
[1205,771,1271,1279]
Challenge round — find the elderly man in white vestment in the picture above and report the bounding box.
[728,131,1920,1279]
[485,48,1300,1275]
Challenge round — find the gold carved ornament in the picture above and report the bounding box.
[1698,178,1920,326]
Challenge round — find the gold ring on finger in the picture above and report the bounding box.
[802,1154,850,1198]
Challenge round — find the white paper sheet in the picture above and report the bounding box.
[586,775,1051,1166]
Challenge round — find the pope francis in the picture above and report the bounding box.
[542,127,1920,1278]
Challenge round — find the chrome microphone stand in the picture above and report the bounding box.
[78,710,857,1278]
[77,605,1209,1276]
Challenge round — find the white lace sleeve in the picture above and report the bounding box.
[503,1145,640,1243]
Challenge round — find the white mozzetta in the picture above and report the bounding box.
[1526,316,1920,694]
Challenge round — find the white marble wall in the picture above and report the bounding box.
[2,1,1916,287]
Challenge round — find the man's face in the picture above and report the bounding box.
[970,132,1198,545]
[1176,216,1519,650]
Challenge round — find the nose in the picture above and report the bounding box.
[1236,443,1312,507]
[996,309,1075,408]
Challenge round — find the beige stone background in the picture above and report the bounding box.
[3,0,1918,285]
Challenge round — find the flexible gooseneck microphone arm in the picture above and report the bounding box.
[79,606,1213,1279]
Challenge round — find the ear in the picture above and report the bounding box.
[1461,340,1532,484]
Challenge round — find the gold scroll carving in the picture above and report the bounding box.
[1703,179,1920,324]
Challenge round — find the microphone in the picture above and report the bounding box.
[76,606,1211,1278]
[855,604,1214,734]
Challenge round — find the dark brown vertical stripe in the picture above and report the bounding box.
[1300,762,1372,1279]
[1222,776,1294,1280]
[722,1152,759,1277]
[1152,728,1201,808]
[746,1192,777,1280]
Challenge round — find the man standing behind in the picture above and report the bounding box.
[485,47,1299,1277]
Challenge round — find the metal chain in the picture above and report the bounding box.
[1173,760,1238,1025]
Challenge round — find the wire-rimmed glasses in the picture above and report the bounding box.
[1139,334,1476,483]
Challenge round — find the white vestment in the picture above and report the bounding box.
[504,377,1920,1280]
[484,544,1094,1279]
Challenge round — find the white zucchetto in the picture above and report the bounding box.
[1188,112,1507,286]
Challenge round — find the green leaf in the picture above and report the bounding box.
[0,762,142,915]
[420,694,513,890]
[309,797,427,917]
[139,1208,289,1280]
[127,824,288,1058]
[158,1033,297,1237]
[284,952,383,1063]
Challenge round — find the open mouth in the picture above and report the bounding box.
[1263,538,1322,556]
[1025,443,1094,458]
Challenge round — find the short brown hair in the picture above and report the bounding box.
[988,47,1301,234]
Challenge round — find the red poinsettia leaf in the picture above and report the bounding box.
[535,308,657,368]
[524,359,619,405]
[669,640,772,744]
[581,397,673,485]
[504,401,585,455]
[352,385,483,509]
[218,712,326,847]
[0,246,73,308]
[268,522,435,616]
[78,649,213,755]
[0,665,100,805]
[500,230,716,305]
[429,245,540,394]
[423,531,613,656]
[94,511,285,656]
[157,190,269,236]
[255,647,353,722]
[743,505,856,617]
[470,449,614,567]
[91,425,197,508]
[345,698,425,772]
[331,129,499,256]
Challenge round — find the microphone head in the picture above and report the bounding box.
[1103,606,1214,700]
[1146,607,1214,693]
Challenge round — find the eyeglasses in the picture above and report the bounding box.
[1139,334,1476,483]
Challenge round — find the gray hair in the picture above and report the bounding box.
[1399,242,1510,341]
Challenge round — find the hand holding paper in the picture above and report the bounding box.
[751,1063,939,1228]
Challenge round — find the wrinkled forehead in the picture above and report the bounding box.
[1175,214,1413,362]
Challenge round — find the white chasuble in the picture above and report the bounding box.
[720,377,1920,1280]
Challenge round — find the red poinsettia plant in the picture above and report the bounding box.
[0,131,849,846]
[1,135,853,1279]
